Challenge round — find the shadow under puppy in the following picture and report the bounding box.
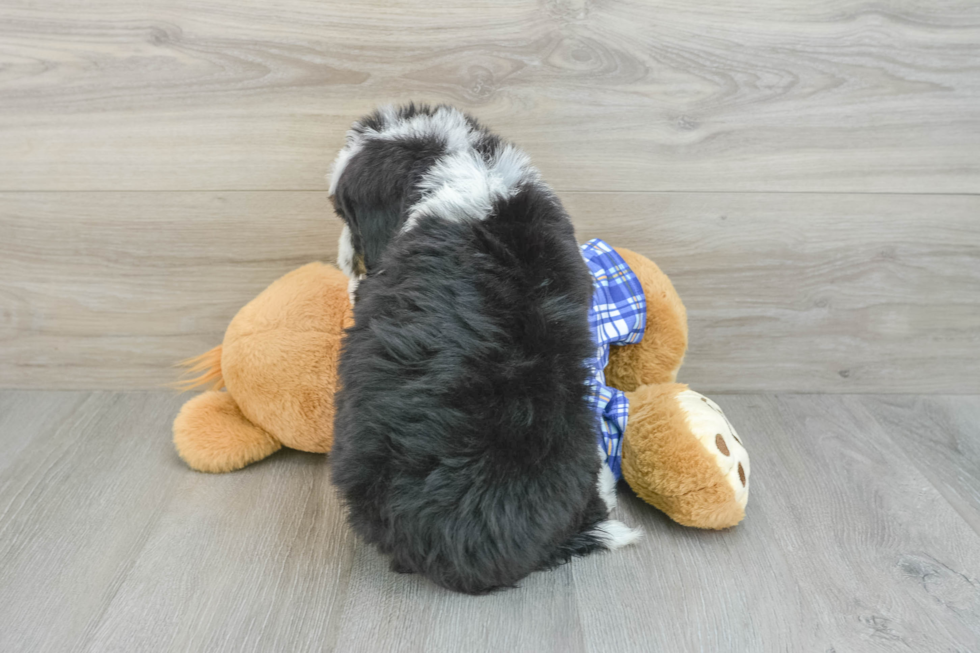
[329,104,640,594]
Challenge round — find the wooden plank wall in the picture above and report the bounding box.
[1,0,978,391]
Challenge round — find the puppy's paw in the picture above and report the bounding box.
[593,519,643,549]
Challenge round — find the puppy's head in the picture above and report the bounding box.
[328,103,482,284]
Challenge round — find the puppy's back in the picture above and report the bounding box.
[329,104,635,593]
[333,186,613,592]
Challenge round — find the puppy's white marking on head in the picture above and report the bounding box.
[491,144,538,190]
[329,105,477,199]
[329,105,541,295]
[378,105,477,153]
[593,520,643,549]
[596,446,618,512]
[402,143,539,232]
[407,150,504,225]
[376,103,400,126]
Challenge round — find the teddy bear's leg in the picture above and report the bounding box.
[173,391,282,473]
[604,248,688,392]
[622,383,749,529]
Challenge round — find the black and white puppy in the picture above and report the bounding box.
[328,104,639,594]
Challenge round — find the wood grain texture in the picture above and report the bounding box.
[0,192,340,388]
[0,0,978,192]
[860,395,980,537]
[0,391,188,652]
[567,191,980,394]
[0,390,358,653]
[86,452,355,652]
[2,392,980,651]
[572,394,980,652]
[334,547,586,653]
[3,191,977,391]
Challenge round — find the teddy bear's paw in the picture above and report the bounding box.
[675,390,750,509]
[173,391,282,473]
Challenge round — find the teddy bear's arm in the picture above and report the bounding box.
[604,248,688,392]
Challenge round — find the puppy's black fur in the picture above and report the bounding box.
[329,104,619,594]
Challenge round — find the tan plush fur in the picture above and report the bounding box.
[173,263,352,472]
[604,247,688,392]
[621,384,745,529]
[173,391,281,473]
[174,345,225,391]
[171,250,748,528]
[605,247,746,529]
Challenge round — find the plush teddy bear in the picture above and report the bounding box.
[173,244,750,529]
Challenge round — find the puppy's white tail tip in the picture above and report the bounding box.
[594,519,643,549]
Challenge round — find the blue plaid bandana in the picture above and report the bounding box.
[581,239,647,480]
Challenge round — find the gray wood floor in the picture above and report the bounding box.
[1,391,978,652]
